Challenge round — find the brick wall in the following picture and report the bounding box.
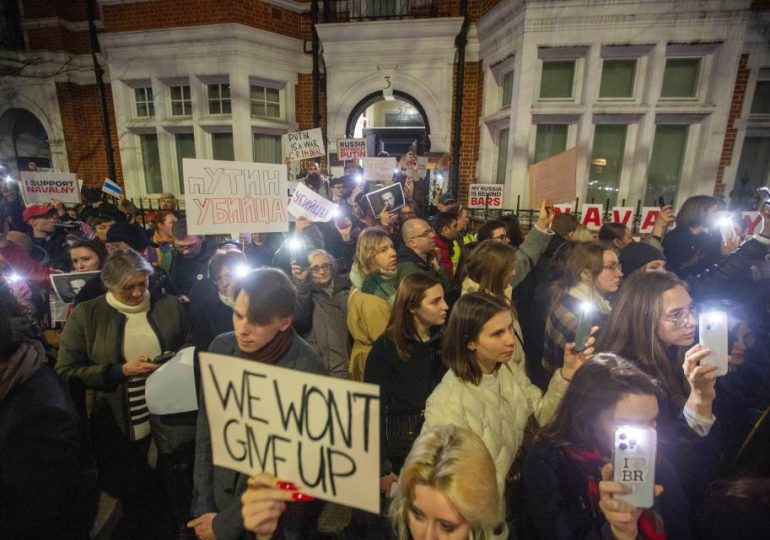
[101,0,303,40]
[450,60,483,204]
[21,0,87,21]
[26,27,91,55]
[55,82,123,186]
[714,53,749,197]
[295,72,328,167]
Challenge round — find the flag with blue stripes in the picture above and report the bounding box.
[102,178,122,197]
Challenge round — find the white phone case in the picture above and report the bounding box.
[699,312,729,376]
[613,425,657,509]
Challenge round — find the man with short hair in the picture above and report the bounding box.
[433,211,460,278]
[23,203,70,271]
[396,218,450,288]
[168,220,215,297]
[190,268,326,540]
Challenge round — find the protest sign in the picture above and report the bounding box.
[199,352,380,513]
[183,158,289,235]
[366,182,405,216]
[283,128,325,162]
[581,204,604,231]
[468,184,504,209]
[337,139,367,161]
[50,271,100,303]
[417,156,429,179]
[553,203,574,216]
[362,157,397,183]
[528,148,577,207]
[288,183,339,222]
[19,172,80,205]
[611,207,635,226]
[639,207,660,234]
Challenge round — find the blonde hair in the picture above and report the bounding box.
[570,225,594,242]
[390,425,499,540]
[354,226,392,279]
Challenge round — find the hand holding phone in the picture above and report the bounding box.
[573,302,593,352]
[612,425,657,509]
[152,351,175,365]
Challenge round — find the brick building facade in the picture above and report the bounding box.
[1,0,769,209]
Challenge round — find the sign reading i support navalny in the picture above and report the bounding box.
[183,158,289,235]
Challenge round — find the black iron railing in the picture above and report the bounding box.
[321,0,447,22]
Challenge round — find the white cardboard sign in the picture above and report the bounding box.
[468,184,504,209]
[19,172,80,205]
[581,204,604,231]
[362,157,397,183]
[639,207,660,234]
[288,183,339,222]
[199,352,381,514]
[611,207,635,226]
[183,158,289,235]
[337,139,367,161]
[282,128,325,162]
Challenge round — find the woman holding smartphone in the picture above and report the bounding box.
[523,354,691,540]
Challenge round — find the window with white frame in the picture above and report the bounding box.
[735,136,770,189]
[645,124,689,206]
[253,133,282,164]
[588,124,627,206]
[140,133,162,193]
[533,124,568,163]
[501,71,514,109]
[208,83,231,115]
[175,133,195,193]
[212,132,234,161]
[599,60,637,99]
[540,61,575,99]
[496,128,509,184]
[134,87,155,118]
[170,85,192,116]
[660,58,701,99]
[751,72,770,115]
[250,85,281,118]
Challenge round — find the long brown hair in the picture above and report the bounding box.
[548,241,606,309]
[596,271,690,404]
[384,272,443,360]
[462,239,516,306]
[442,293,509,385]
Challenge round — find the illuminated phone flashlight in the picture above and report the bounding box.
[5,273,22,283]
[580,301,593,315]
[330,207,340,219]
[716,216,733,228]
[393,168,400,175]
[234,264,251,278]
[354,174,363,184]
[703,310,727,325]
[3,176,13,184]
[435,173,444,182]
[287,237,304,252]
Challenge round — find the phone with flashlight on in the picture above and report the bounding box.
[572,302,593,352]
[699,311,729,376]
[613,425,657,509]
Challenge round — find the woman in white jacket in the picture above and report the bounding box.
[422,293,593,530]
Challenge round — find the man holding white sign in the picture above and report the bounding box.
[192,268,380,540]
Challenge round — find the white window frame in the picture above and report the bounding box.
[250,84,282,119]
[134,86,155,118]
[536,47,588,104]
[597,45,653,104]
[206,82,232,116]
[169,85,192,117]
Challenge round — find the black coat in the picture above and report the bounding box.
[188,278,233,351]
[168,241,216,296]
[0,362,97,539]
[663,227,722,279]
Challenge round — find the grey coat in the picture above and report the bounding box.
[191,332,327,540]
[511,225,554,290]
[293,276,351,378]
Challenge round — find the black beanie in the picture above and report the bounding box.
[620,242,666,276]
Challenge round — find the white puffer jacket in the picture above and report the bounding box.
[422,360,569,497]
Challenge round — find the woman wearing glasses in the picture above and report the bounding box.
[291,249,351,378]
[543,242,622,373]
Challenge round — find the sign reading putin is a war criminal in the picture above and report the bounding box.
[282,128,326,162]
[19,172,80,205]
[199,352,381,514]
[183,158,289,235]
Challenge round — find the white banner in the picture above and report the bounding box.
[337,139,367,161]
[468,184,504,209]
[362,157,397,183]
[19,172,80,205]
[199,352,380,514]
[183,158,289,235]
[610,206,635,226]
[288,183,338,222]
[282,128,325,162]
[639,207,661,234]
[581,204,604,231]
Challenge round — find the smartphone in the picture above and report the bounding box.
[699,311,729,376]
[657,195,666,208]
[152,352,175,365]
[613,425,657,509]
[573,302,593,352]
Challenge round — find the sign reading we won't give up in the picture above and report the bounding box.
[200,353,381,513]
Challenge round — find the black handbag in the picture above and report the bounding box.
[384,410,425,461]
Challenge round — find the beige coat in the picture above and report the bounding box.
[346,286,391,381]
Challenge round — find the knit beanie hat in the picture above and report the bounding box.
[620,242,666,276]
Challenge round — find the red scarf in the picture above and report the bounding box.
[564,446,666,540]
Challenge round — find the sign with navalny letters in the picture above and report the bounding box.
[183,158,289,235]
[288,183,338,222]
[283,128,326,162]
[199,352,381,514]
[337,139,368,161]
[19,171,80,205]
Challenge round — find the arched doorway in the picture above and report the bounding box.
[0,108,51,177]
[345,90,431,156]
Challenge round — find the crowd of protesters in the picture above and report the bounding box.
[1,153,770,540]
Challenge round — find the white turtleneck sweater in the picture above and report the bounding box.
[106,291,161,440]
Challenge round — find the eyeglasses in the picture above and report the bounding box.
[309,263,332,275]
[174,242,200,253]
[603,262,622,272]
[409,229,434,241]
[661,306,698,328]
[491,233,510,241]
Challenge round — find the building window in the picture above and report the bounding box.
[540,61,575,99]
[645,125,689,205]
[253,133,282,164]
[170,85,192,116]
[250,85,281,118]
[735,137,770,189]
[135,87,155,118]
[534,124,568,163]
[212,132,234,161]
[661,58,700,99]
[208,84,231,115]
[496,128,509,184]
[588,125,627,206]
[501,71,514,108]
[751,81,770,115]
[599,60,636,99]
[140,133,162,193]
[175,133,195,193]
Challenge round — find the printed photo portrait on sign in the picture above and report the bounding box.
[365,182,405,216]
[49,271,101,303]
